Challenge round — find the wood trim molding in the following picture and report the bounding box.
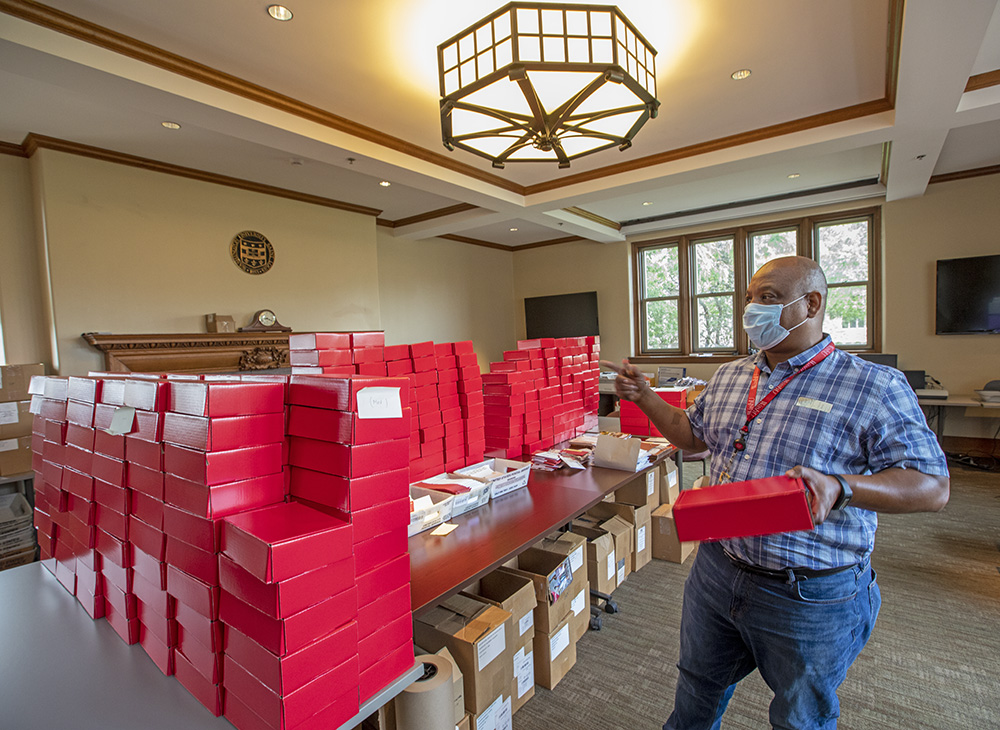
[929,163,1000,185]
[512,235,586,251]
[563,207,621,231]
[879,141,891,187]
[0,140,28,157]
[524,98,894,195]
[884,0,905,106]
[22,133,383,216]
[0,0,521,195]
[965,69,1000,93]
[438,234,512,251]
[81,332,291,373]
[387,203,480,229]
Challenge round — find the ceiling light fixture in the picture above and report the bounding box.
[437,3,659,169]
[379,180,391,187]
[787,173,800,179]
[160,121,181,130]
[267,5,293,21]
[510,227,519,231]
[642,201,653,206]
[731,68,751,80]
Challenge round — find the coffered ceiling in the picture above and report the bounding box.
[2,0,999,247]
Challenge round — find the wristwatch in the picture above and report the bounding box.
[830,474,853,510]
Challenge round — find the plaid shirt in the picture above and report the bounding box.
[687,335,949,570]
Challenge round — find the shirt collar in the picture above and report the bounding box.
[753,334,834,374]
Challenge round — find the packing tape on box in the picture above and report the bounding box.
[395,654,454,730]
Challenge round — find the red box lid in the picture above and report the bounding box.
[221,501,353,583]
[672,475,814,541]
[219,553,354,620]
[162,411,285,451]
[287,375,410,413]
[287,405,410,446]
[289,333,352,350]
[169,381,285,417]
[163,471,285,520]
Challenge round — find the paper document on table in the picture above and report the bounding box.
[593,433,646,471]
[430,523,458,536]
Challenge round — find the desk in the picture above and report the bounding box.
[917,394,1000,440]
[409,452,676,614]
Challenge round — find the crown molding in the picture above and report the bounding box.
[383,203,480,229]
[563,207,621,231]
[928,163,1000,185]
[0,140,29,157]
[965,68,1000,93]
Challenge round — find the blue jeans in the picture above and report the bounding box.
[664,541,881,730]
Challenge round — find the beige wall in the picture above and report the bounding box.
[0,154,48,366]
[512,239,631,363]
[32,150,381,376]
[376,229,515,369]
[883,174,1000,438]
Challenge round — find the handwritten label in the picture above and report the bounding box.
[0,402,19,425]
[477,624,506,671]
[356,387,402,419]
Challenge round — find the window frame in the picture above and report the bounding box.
[631,206,882,363]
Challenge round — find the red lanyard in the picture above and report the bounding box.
[733,342,836,452]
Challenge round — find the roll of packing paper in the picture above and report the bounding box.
[395,654,455,730]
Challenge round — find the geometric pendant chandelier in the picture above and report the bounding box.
[437,2,659,169]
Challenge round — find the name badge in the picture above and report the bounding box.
[796,397,832,413]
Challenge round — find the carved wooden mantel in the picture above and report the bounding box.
[82,332,291,373]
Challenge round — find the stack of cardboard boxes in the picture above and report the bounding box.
[0,363,43,479]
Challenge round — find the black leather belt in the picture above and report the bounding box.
[723,548,856,583]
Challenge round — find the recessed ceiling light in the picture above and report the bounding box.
[160,121,181,130]
[379,181,391,187]
[731,68,752,81]
[509,228,518,232]
[290,159,304,166]
[642,201,653,206]
[267,5,293,21]
[787,173,800,179]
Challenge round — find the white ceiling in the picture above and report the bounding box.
[1,0,999,247]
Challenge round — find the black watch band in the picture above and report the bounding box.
[831,474,853,510]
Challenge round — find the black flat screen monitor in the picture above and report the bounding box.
[524,291,599,340]
[936,254,1000,334]
[857,353,898,369]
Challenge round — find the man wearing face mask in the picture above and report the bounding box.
[603,256,949,730]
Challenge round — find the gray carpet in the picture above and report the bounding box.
[513,462,1000,729]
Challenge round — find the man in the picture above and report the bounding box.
[604,256,949,730]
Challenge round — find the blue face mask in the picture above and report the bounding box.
[743,294,808,350]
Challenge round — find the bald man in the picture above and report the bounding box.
[605,256,949,730]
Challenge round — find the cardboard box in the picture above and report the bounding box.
[413,594,513,715]
[533,531,587,585]
[169,381,284,417]
[454,458,530,499]
[499,548,573,634]
[672,475,813,541]
[408,485,454,536]
[0,363,45,402]
[288,436,409,480]
[469,695,510,730]
[287,375,409,413]
[512,644,534,713]
[359,641,414,705]
[461,570,536,653]
[219,553,354,620]
[162,412,285,451]
[163,442,282,486]
[650,505,697,563]
[356,553,409,607]
[357,583,411,641]
[163,471,285,520]
[533,615,575,690]
[287,405,410,445]
[565,578,590,643]
[570,524,616,595]
[167,563,219,618]
[221,501,353,583]
[288,466,408,513]
[660,460,680,505]
[0,436,31,476]
[0,400,32,439]
[586,501,652,573]
[614,467,660,511]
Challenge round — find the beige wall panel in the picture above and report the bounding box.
[883,174,1000,438]
[0,155,48,366]
[512,239,629,361]
[35,150,380,375]
[376,229,515,369]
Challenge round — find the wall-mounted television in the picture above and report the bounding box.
[524,291,599,339]
[936,254,1000,335]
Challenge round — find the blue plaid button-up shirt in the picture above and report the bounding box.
[687,335,949,570]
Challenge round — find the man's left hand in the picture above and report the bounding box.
[786,465,841,525]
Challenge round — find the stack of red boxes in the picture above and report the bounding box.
[399,341,442,481]
[483,337,600,458]
[285,374,414,707]
[618,388,687,437]
[288,332,386,377]
[220,501,359,730]
[451,342,485,470]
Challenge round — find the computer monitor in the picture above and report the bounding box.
[856,353,898,368]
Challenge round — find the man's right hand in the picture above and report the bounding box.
[600,359,651,403]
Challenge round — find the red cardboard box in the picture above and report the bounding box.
[104,595,140,645]
[225,620,358,697]
[132,544,167,590]
[131,409,164,443]
[129,515,165,560]
[163,442,282,485]
[131,489,165,528]
[138,624,175,676]
[65,422,95,451]
[175,598,224,653]
[62,468,94,500]
[124,379,169,412]
[170,382,284,418]
[359,642,414,703]
[287,405,410,446]
[225,655,359,730]
[173,650,223,716]
[133,571,174,619]
[163,503,220,553]
[162,412,285,452]
[92,453,125,487]
[219,553,354,620]
[163,472,285,520]
[96,528,130,568]
[289,348,353,367]
[94,478,129,514]
[349,498,409,542]
[357,583,410,639]
[93,429,125,460]
[176,628,223,684]
[289,333,351,350]
[167,563,220,618]
[221,501,353,583]
[165,535,218,585]
[672,475,814,541]
[353,524,407,575]
[287,375,410,413]
[124,435,163,471]
[127,462,164,500]
[356,553,409,606]
[287,466,408,513]
[220,586,358,656]
[287,437,408,480]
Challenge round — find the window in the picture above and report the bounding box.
[633,207,880,359]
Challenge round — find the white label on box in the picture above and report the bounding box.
[550,624,570,660]
[569,546,584,574]
[514,648,534,698]
[638,525,647,553]
[0,438,17,453]
[476,623,506,671]
[646,470,656,496]
[668,467,678,488]
[477,695,504,730]
[617,558,625,584]
[518,611,534,636]
[498,697,512,730]
[606,551,615,581]
[356,387,402,419]
[0,402,18,425]
[106,406,135,436]
[29,396,42,415]
[571,590,585,616]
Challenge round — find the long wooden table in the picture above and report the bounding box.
[409,450,678,615]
